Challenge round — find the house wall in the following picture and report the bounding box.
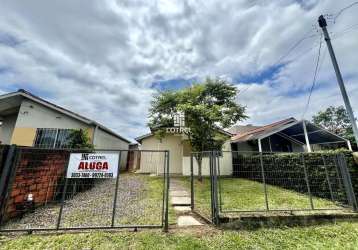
[93,127,129,150]
[10,99,91,146]
[182,140,233,176]
[93,127,129,169]
[138,134,183,174]
[0,114,18,144]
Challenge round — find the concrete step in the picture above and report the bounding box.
[171,197,191,206]
[173,206,191,212]
[177,216,203,226]
[169,190,189,197]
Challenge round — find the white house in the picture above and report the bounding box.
[0,89,130,166]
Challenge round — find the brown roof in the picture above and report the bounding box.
[231,117,297,142]
[227,124,260,134]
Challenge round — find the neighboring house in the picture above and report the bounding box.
[231,117,352,153]
[135,129,233,176]
[226,124,260,135]
[0,89,130,153]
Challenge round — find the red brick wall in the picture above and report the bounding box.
[4,149,69,220]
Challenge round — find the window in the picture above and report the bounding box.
[34,128,72,148]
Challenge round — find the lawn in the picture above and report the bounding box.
[182,177,343,219]
[1,221,358,249]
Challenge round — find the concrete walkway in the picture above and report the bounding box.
[170,179,202,227]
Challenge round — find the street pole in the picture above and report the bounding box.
[318,15,358,148]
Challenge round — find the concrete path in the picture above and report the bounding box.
[170,178,203,227]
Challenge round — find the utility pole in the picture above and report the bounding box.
[318,15,358,148]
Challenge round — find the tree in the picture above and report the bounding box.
[67,129,94,149]
[148,78,247,180]
[312,106,355,147]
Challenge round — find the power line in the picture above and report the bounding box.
[236,32,320,97]
[334,1,358,23]
[331,22,358,39]
[237,85,251,96]
[273,32,318,66]
[301,33,323,119]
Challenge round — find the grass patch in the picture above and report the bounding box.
[2,221,358,249]
[181,177,342,218]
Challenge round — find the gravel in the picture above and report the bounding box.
[1,174,164,230]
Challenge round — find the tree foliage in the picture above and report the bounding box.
[67,129,94,149]
[148,78,247,179]
[312,106,354,144]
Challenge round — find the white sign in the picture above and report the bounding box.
[66,153,119,178]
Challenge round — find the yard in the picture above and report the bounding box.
[179,177,345,219]
[1,174,358,249]
[1,221,358,249]
[1,173,172,230]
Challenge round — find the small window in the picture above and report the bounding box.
[34,128,72,148]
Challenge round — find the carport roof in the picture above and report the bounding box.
[231,117,348,145]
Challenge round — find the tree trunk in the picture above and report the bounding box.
[196,155,203,182]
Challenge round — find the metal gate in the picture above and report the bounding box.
[190,151,358,224]
[0,146,170,233]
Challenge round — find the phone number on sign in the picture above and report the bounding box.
[70,172,114,178]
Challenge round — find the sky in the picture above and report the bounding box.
[0,0,358,141]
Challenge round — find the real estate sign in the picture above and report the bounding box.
[67,153,119,178]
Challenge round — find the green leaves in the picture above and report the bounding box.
[148,78,247,151]
[67,129,94,149]
[312,105,354,146]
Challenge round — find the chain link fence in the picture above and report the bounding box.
[0,146,170,233]
[190,151,358,224]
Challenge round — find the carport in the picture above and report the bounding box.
[231,118,352,153]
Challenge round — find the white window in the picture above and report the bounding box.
[33,128,72,148]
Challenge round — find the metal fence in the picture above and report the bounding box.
[0,146,170,233]
[190,151,358,224]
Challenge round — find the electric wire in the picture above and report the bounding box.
[301,33,323,119]
[334,1,358,23]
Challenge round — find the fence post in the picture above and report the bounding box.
[321,156,335,202]
[302,154,314,210]
[161,151,167,228]
[259,152,269,211]
[209,152,214,223]
[111,151,122,227]
[164,150,170,232]
[0,145,19,225]
[337,154,358,211]
[56,153,71,230]
[216,151,223,214]
[212,151,220,225]
[190,153,194,210]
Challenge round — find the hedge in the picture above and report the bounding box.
[232,150,358,207]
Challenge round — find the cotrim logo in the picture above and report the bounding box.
[81,153,89,160]
[166,112,191,134]
[81,153,106,160]
[173,112,185,127]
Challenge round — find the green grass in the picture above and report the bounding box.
[2,221,358,249]
[182,178,342,218]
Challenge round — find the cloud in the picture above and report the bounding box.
[0,0,357,140]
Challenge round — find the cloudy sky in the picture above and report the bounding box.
[1,0,358,141]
